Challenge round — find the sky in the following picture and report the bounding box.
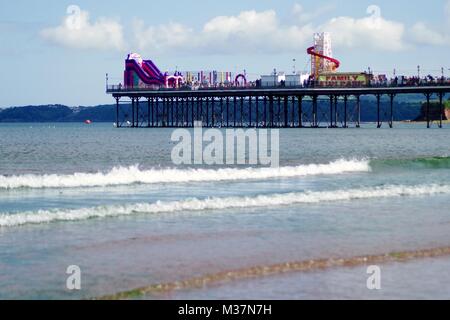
[0,0,449,107]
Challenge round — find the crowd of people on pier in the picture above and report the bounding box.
[299,75,450,88]
[370,75,450,87]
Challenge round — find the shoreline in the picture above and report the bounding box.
[98,246,450,300]
[402,120,450,124]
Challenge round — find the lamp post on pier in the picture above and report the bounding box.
[273,68,277,87]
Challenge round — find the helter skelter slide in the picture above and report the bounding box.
[307,32,340,79]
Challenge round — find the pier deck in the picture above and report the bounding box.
[107,86,450,129]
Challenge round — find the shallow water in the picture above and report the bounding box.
[163,256,450,300]
[0,122,449,299]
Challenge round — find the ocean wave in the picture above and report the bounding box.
[371,156,450,170]
[0,159,370,190]
[1,184,449,227]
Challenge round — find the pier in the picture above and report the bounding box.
[107,86,450,129]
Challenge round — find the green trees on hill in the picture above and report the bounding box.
[445,100,450,110]
[416,99,450,121]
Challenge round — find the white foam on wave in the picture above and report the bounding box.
[0,159,370,190]
[1,184,449,227]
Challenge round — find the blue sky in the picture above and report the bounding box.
[0,0,449,107]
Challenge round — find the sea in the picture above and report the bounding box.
[0,122,449,300]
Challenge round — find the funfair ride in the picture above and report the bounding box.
[124,53,184,89]
[307,32,340,80]
[123,53,246,89]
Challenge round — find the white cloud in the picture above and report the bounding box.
[293,3,303,16]
[410,22,448,46]
[41,3,450,55]
[292,3,335,23]
[408,1,450,46]
[132,6,409,55]
[133,10,314,55]
[40,10,126,51]
[203,10,278,36]
[133,19,193,53]
[321,14,406,51]
[446,0,450,22]
[200,10,313,53]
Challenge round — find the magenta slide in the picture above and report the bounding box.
[125,59,165,85]
[142,60,164,80]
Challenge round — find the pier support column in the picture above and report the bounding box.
[115,97,120,128]
[163,97,167,127]
[184,98,188,127]
[376,94,382,128]
[389,94,395,128]
[226,97,230,127]
[151,98,155,127]
[165,97,169,127]
[178,98,182,127]
[439,93,444,129]
[162,98,167,127]
[211,97,215,127]
[277,96,281,127]
[329,95,334,128]
[356,95,361,128]
[195,97,199,123]
[171,98,175,127]
[147,98,151,128]
[186,98,190,127]
[135,98,140,128]
[334,96,338,128]
[269,96,274,128]
[176,97,179,127]
[233,97,237,127]
[206,97,210,127]
[180,97,183,127]
[312,95,318,128]
[248,96,252,127]
[138,98,142,127]
[167,97,170,127]
[191,97,195,127]
[343,95,348,128]
[179,97,183,127]
[284,96,289,128]
[291,96,295,128]
[131,98,135,128]
[154,98,158,127]
[264,96,268,128]
[298,96,303,128]
[171,97,174,127]
[201,97,204,124]
[240,97,244,127]
[195,97,198,124]
[160,98,163,127]
[255,96,259,128]
[426,93,431,129]
[220,97,224,127]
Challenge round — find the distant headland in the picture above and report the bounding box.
[0,105,116,123]
[0,96,448,123]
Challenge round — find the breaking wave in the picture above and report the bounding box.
[0,159,370,190]
[1,183,449,227]
[371,156,450,170]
